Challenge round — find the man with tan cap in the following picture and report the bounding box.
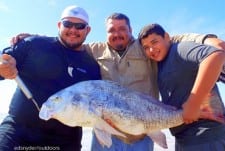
[0,5,101,151]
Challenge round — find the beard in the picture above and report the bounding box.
[110,36,127,51]
[114,44,126,51]
[58,32,86,50]
[60,37,83,49]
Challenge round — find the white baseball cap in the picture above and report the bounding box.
[60,5,89,24]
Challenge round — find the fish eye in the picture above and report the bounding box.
[53,96,61,102]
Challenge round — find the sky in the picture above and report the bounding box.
[0,0,225,114]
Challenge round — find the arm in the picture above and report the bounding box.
[10,33,41,46]
[204,37,225,83]
[172,33,225,50]
[173,33,225,83]
[171,33,217,44]
[182,50,225,124]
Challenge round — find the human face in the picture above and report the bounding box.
[141,33,170,62]
[106,18,132,51]
[58,17,91,50]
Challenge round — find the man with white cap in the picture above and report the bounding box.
[0,5,101,151]
[5,6,225,151]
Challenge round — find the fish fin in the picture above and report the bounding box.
[95,118,126,138]
[93,128,112,148]
[147,131,168,149]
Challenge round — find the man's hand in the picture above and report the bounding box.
[182,100,201,124]
[0,54,18,79]
[204,37,225,50]
[10,33,31,46]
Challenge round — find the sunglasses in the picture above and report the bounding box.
[62,20,87,30]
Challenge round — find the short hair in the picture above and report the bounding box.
[138,23,166,43]
[106,13,131,28]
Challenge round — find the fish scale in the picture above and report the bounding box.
[39,80,222,149]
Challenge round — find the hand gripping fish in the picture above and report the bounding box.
[39,80,225,149]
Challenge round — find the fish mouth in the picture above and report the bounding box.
[39,104,53,121]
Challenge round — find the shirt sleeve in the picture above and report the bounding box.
[171,33,217,44]
[177,42,220,64]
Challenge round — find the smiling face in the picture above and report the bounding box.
[58,17,91,50]
[106,18,132,51]
[138,23,171,62]
[141,33,171,62]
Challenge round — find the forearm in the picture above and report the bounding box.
[188,51,225,106]
[182,50,225,124]
[171,33,217,44]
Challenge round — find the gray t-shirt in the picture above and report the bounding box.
[158,41,225,142]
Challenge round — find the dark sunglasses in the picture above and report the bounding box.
[62,20,87,30]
